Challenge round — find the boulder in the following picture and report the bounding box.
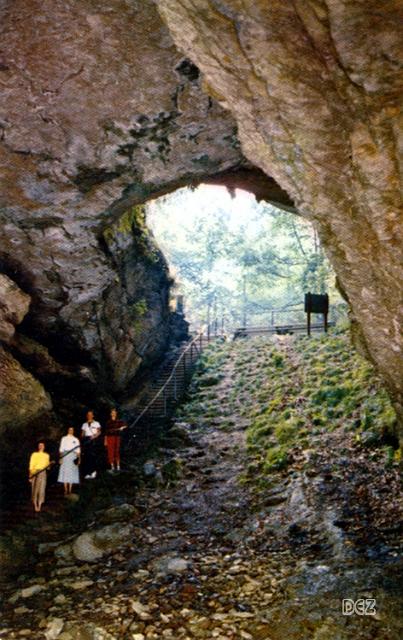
[71,523,133,563]
[45,618,64,640]
[100,503,137,524]
[21,584,44,598]
[0,346,52,432]
[0,274,30,343]
[143,462,157,478]
[150,554,190,576]
[166,423,194,445]
[70,580,94,591]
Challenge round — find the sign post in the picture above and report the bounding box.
[304,292,329,336]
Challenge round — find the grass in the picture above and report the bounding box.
[175,328,399,485]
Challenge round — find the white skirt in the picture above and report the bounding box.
[58,451,80,484]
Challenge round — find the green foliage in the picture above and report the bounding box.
[162,458,183,483]
[311,385,350,407]
[272,352,284,369]
[147,186,344,328]
[198,373,223,387]
[275,418,301,445]
[129,298,148,320]
[241,333,393,455]
[104,205,160,264]
[177,327,397,491]
[263,445,289,472]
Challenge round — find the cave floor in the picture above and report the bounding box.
[0,338,402,640]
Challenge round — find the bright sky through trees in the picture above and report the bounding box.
[147,185,343,329]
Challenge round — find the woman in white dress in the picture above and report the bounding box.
[58,427,81,495]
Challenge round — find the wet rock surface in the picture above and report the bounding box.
[1,338,401,639]
[1,0,401,456]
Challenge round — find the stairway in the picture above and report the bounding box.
[121,332,216,456]
[127,334,212,421]
[0,333,215,532]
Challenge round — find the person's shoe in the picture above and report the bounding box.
[84,474,92,479]
[107,468,114,473]
[116,465,120,471]
[91,471,97,478]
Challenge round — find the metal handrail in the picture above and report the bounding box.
[29,324,216,477]
[127,323,214,432]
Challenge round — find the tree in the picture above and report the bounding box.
[147,186,342,329]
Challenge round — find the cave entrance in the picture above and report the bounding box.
[146,184,344,334]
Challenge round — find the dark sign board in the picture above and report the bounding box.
[304,292,329,335]
[304,292,329,314]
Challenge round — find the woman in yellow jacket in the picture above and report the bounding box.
[29,441,50,512]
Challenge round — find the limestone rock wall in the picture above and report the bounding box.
[0,275,52,431]
[0,0,248,432]
[0,0,402,447]
[156,0,403,424]
[0,274,30,343]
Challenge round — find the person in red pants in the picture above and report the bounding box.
[104,408,127,471]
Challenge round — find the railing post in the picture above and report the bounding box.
[207,324,210,342]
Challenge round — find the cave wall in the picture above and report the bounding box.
[156,0,403,426]
[0,0,252,432]
[0,0,402,444]
[0,274,52,432]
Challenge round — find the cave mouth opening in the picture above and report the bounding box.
[145,184,344,333]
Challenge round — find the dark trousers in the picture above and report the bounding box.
[82,437,99,476]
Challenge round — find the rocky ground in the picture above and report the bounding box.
[0,333,402,639]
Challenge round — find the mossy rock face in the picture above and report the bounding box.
[197,373,223,387]
[162,458,183,482]
[264,446,289,472]
[177,329,398,486]
[275,419,300,445]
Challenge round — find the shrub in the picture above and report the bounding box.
[264,446,289,472]
[275,418,300,445]
[198,373,223,387]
